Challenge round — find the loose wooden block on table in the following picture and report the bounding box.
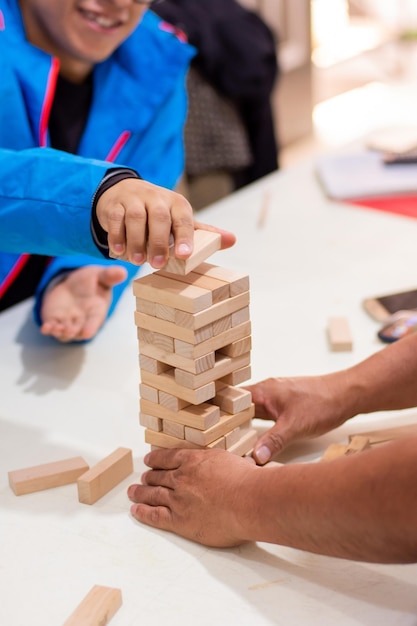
[77,447,133,505]
[327,316,353,352]
[63,585,122,626]
[8,456,89,496]
[163,229,222,275]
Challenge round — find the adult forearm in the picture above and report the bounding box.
[335,333,417,418]
[244,437,417,563]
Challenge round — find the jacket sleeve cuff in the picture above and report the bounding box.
[91,167,141,257]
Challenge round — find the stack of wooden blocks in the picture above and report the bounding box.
[133,230,257,456]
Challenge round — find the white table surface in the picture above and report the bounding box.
[1,158,417,625]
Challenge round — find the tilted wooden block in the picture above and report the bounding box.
[163,229,222,275]
[8,456,89,496]
[327,316,353,352]
[77,448,133,505]
[63,585,122,626]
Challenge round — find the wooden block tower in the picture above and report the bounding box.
[133,230,257,456]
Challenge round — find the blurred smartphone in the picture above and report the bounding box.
[377,310,417,343]
[363,287,417,321]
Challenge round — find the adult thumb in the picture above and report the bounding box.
[252,425,288,465]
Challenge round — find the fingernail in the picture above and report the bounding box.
[113,244,124,254]
[130,504,139,516]
[133,253,145,265]
[127,485,136,499]
[255,445,271,465]
[152,255,166,268]
[177,243,191,256]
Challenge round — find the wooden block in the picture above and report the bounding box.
[175,352,251,390]
[212,385,252,414]
[231,306,250,327]
[139,354,170,375]
[139,341,215,374]
[158,391,190,411]
[158,268,230,304]
[228,428,258,456]
[212,314,232,336]
[63,585,122,626]
[140,369,216,404]
[140,398,220,430]
[77,448,133,505]
[145,429,204,449]
[185,404,255,446]
[163,229,222,275]
[135,310,213,344]
[349,423,417,445]
[346,435,371,454]
[155,303,176,322]
[192,263,249,296]
[175,291,250,330]
[162,419,185,439]
[137,328,174,353]
[225,427,242,448]
[321,435,371,462]
[139,412,162,432]
[8,456,89,496]
[135,298,156,316]
[321,443,348,462]
[174,321,251,359]
[218,335,252,358]
[218,364,251,386]
[133,273,212,313]
[327,316,353,352]
[139,383,159,403]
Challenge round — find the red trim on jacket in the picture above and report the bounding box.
[105,131,131,162]
[0,254,30,298]
[39,57,60,147]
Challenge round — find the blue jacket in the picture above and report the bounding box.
[0,1,194,323]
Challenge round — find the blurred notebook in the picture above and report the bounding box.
[316,151,417,200]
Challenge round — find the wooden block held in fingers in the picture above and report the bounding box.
[8,456,89,496]
[63,585,122,626]
[327,317,353,352]
[77,447,133,505]
[163,229,222,275]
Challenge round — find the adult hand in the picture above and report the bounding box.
[96,179,236,267]
[128,448,259,547]
[245,374,352,465]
